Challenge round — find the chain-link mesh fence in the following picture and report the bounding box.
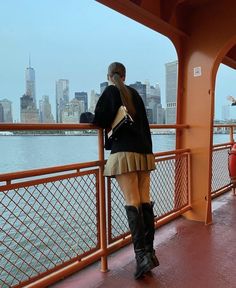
[211,145,231,193]
[108,152,190,243]
[0,169,99,288]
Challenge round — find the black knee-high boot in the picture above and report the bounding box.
[141,202,159,270]
[125,205,153,279]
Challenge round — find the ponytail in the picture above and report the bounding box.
[108,62,136,118]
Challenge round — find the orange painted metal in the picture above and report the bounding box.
[214,124,235,143]
[2,0,236,285]
[213,142,232,149]
[96,0,236,225]
[0,161,101,184]
[107,148,191,245]
[1,128,193,288]
[23,251,105,288]
[228,143,236,186]
[97,129,108,272]
[213,125,235,199]
[0,122,232,287]
[0,122,188,131]
[211,140,232,199]
[2,165,101,288]
[0,123,97,131]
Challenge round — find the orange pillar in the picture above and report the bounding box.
[96,0,236,224]
[175,1,236,224]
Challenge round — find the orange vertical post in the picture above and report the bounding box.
[98,128,108,272]
[175,2,236,224]
[230,126,234,143]
[96,0,236,224]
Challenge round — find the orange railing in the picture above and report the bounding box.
[211,124,236,197]
[1,122,232,288]
[0,162,102,287]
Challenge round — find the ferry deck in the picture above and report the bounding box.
[1,0,236,287]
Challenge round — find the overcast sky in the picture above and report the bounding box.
[0,0,235,121]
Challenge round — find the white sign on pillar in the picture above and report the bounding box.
[193,66,202,77]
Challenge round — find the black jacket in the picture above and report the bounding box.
[93,85,153,154]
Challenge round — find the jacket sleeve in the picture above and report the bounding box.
[93,87,121,128]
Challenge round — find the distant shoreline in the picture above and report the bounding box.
[0,133,97,136]
[0,131,233,136]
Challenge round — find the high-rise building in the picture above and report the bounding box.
[25,57,36,106]
[89,90,100,113]
[0,103,4,122]
[62,98,83,123]
[0,99,13,123]
[39,95,55,123]
[56,79,69,123]
[165,61,178,124]
[129,81,147,106]
[100,82,108,94]
[20,94,39,123]
[146,108,153,124]
[20,61,39,123]
[157,104,165,124]
[75,92,88,112]
[146,82,163,123]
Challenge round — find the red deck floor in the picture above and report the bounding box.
[50,192,236,288]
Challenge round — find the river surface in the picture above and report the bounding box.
[0,133,231,173]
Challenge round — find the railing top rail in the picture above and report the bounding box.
[2,123,236,131]
[0,160,102,182]
[213,142,232,149]
[150,124,189,129]
[154,148,190,157]
[0,123,189,131]
[0,123,100,131]
[214,124,236,128]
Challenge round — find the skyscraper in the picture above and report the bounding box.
[0,103,4,122]
[20,94,39,123]
[62,98,83,123]
[165,61,178,124]
[56,79,69,123]
[146,81,163,124]
[20,60,39,123]
[89,90,100,113]
[39,95,55,123]
[129,81,147,106]
[75,92,88,112]
[25,57,36,106]
[0,99,13,123]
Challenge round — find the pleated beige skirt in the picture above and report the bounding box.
[104,152,156,177]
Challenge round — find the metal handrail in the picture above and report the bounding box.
[0,123,189,131]
[1,123,232,287]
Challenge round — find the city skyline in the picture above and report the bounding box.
[0,0,235,122]
[1,55,236,123]
[0,57,173,123]
[0,60,166,124]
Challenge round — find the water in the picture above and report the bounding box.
[0,133,178,173]
[0,133,232,173]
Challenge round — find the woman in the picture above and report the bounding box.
[93,62,159,279]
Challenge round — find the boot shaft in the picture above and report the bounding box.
[125,205,153,279]
[141,202,155,251]
[142,202,160,269]
[125,205,145,251]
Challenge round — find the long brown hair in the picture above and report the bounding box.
[107,62,136,117]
